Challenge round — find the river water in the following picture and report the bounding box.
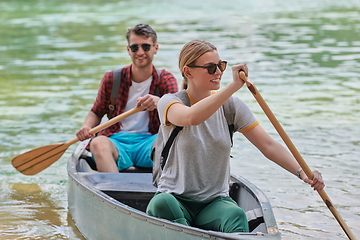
[1,0,359,239]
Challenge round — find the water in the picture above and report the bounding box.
[1,0,359,239]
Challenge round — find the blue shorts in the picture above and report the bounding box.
[108,132,157,171]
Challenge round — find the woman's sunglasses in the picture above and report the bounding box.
[129,44,154,52]
[188,61,227,75]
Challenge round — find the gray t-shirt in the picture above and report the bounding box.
[155,90,258,201]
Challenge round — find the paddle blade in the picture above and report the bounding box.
[12,142,70,175]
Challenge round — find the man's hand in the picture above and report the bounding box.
[76,126,93,141]
[136,94,160,111]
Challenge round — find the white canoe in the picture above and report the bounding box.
[67,140,281,240]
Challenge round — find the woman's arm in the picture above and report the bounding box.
[167,64,247,127]
[243,125,325,191]
[166,85,238,127]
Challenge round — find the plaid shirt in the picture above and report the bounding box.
[91,65,178,137]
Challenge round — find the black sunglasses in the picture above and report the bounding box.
[188,61,227,74]
[129,44,154,52]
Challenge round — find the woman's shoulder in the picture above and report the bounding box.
[160,90,187,101]
[227,95,250,110]
[224,96,254,121]
[158,90,184,107]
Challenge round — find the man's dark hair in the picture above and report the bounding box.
[126,24,157,43]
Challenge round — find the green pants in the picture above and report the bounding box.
[146,192,249,233]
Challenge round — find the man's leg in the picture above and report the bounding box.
[133,134,157,168]
[90,135,119,172]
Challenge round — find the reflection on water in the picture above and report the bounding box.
[0,183,84,239]
[0,0,359,239]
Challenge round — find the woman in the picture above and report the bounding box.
[146,40,325,233]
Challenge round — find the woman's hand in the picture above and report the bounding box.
[231,63,248,88]
[300,170,325,191]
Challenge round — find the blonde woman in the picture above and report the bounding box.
[146,40,324,233]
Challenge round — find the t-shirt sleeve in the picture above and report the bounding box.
[232,97,259,133]
[157,93,182,126]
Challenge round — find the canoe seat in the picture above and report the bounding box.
[246,208,265,232]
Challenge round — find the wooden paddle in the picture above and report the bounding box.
[239,72,355,240]
[12,106,144,176]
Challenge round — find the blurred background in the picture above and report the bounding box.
[0,0,359,239]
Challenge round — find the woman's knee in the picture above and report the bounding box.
[147,193,189,226]
[225,207,249,232]
[196,199,249,233]
[147,193,176,217]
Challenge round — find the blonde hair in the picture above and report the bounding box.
[178,40,217,89]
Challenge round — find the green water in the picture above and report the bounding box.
[1,0,359,239]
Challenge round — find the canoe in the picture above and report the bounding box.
[67,140,281,240]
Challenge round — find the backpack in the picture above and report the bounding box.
[152,90,236,187]
[107,67,162,118]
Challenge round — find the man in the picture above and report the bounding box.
[76,24,178,172]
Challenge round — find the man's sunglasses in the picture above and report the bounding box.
[129,44,154,52]
[188,61,227,75]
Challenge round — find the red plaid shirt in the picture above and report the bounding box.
[91,65,178,137]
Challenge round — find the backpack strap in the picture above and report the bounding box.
[222,97,235,147]
[107,67,123,118]
[154,68,162,97]
[160,126,183,170]
[107,67,161,118]
[156,90,188,169]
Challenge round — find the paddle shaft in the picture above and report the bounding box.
[239,72,355,240]
[66,106,144,146]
